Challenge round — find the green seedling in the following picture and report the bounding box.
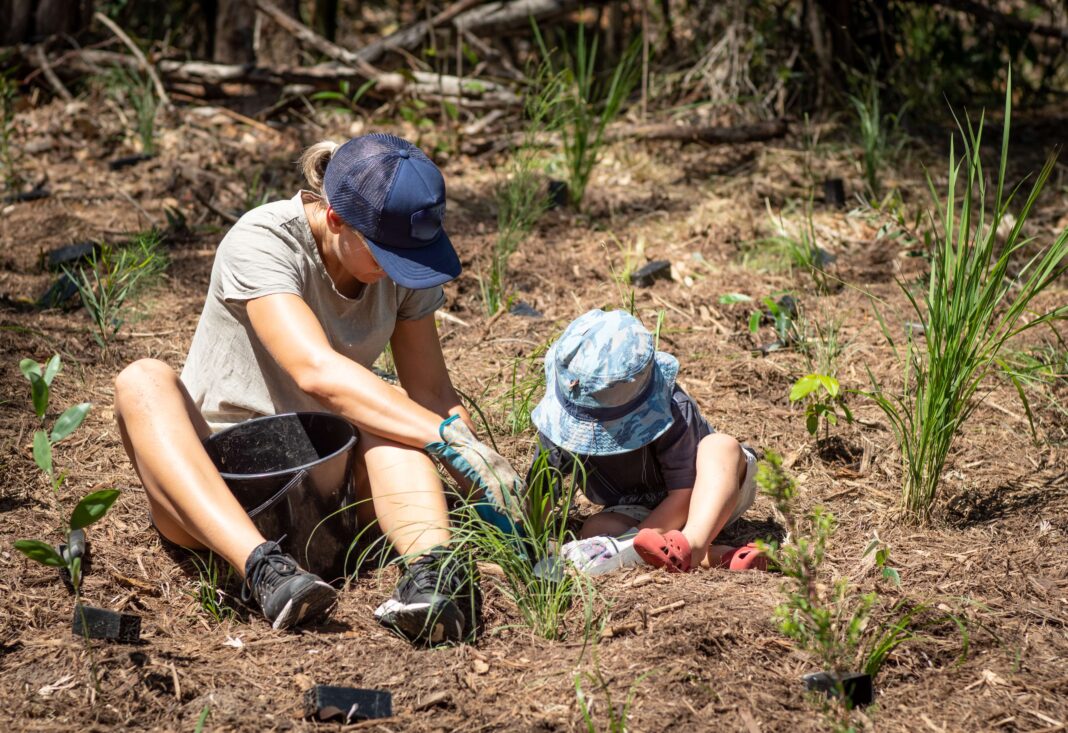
[865,72,1068,521]
[482,58,563,315]
[757,451,968,727]
[189,552,238,623]
[19,355,91,492]
[760,201,833,293]
[575,651,651,733]
[499,339,550,436]
[533,21,640,209]
[310,78,377,115]
[66,229,168,358]
[14,489,121,592]
[847,68,907,201]
[108,66,158,155]
[749,295,801,350]
[790,373,853,440]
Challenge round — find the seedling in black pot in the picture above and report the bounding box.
[72,604,142,643]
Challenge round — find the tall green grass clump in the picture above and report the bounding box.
[453,450,599,641]
[481,60,564,315]
[109,66,159,155]
[848,71,907,201]
[66,229,168,358]
[534,22,640,210]
[867,74,1068,521]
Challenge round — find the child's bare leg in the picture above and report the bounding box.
[679,433,748,568]
[579,511,639,539]
[114,359,267,573]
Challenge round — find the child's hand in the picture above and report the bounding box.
[425,415,526,535]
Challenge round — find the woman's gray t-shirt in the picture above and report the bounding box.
[181,191,444,429]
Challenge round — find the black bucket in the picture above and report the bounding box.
[203,412,359,582]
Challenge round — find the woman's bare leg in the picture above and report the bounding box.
[354,431,451,558]
[679,433,748,568]
[114,359,266,574]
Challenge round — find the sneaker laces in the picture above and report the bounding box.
[241,544,298,603]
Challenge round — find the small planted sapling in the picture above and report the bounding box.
[19,354,92,492]
[14,489,121,593]
[790,373,853,440]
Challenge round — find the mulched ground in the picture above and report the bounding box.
[2,94,1067,732]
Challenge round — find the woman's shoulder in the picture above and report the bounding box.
[232,194,306,232]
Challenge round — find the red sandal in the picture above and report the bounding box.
[717,542,768,571]
[633,528,692,573]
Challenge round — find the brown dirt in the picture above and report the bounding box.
[2,97,1067,732]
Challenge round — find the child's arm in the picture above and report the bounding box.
[636,489,692,534]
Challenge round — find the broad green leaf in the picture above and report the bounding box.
[28,373,48,419]
[790,375,820,402]
[70,489,121,530]
[33,430,52,477]
[882,566,901,586]
[805,411,819,435]
[748,310,762,334]
[14,539,65,567]
[51,403,91,442]
[43,354,62,386]
[816,374,840,398]
[718,293,752,305]
[19,358,41,380]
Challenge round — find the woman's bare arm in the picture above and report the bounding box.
[246,292,440,446]
[390,313,475,431]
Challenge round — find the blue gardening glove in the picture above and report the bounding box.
[425,415,526,536]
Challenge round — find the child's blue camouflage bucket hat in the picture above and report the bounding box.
[532,309,679,456]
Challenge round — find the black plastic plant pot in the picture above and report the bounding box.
[802,671,874,707]
[203,412,359,582]
[547,179,569,209]
[823,178,846,208]
[630,259,672,288]
[108,153,155,170]
[72,604,142,643]
[304,685,393,723]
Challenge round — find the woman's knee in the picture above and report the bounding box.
[115,359,178,411]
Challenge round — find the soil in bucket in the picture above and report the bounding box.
[203,412,359,582]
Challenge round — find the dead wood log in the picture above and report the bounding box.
[611,119,788,145]
[356,0,485,65]
[92,12,172,108]
[908,0,1068,43]
[252,0,381,77]
[451,0,608,35]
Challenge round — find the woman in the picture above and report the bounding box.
[115,133,524,645]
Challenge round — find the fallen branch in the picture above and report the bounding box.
[32,46,72,101]
[357,0,485,65]
[252,0,381,77]
[453,0,609,35]
[600,599,686,639]
[610,119,788,144]
[92,12,172,108]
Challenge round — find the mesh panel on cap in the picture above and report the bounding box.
[326,133,411,238]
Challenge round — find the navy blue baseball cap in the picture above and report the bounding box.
[323,133,460,289]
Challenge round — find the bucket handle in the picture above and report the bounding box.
[247,469,308,520]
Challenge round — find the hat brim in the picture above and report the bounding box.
[532,350,680,456]
[365,228,461,289]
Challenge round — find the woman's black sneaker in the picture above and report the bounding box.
[242,541,337,630]
[374,548,480,645]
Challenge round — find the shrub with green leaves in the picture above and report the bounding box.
[65,229,168,357]
[866,73,1068,521]
[20,355,92,492]
[14,489,121,592]
[790,374,853,440]
[534,22,640,210]
[757,451,967,723]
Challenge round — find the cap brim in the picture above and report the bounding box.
[365,228,461,289]
[532,351,680,456]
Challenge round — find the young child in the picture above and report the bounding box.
[531,309,765,574]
